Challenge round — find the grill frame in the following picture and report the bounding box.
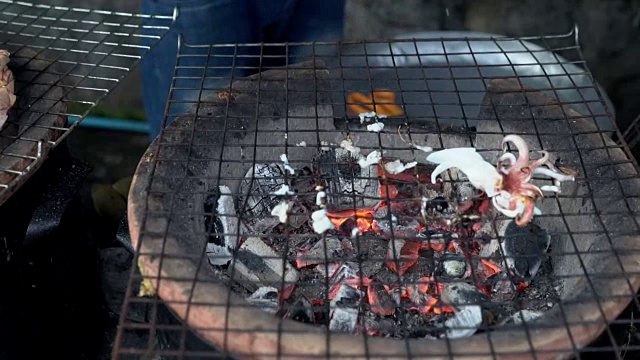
[0,0,174,204]
[115,29,640,359]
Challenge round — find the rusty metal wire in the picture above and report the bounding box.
[0,0,173,203]
[115,27,640,360]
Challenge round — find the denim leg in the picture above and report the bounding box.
[252,0,345,67]
[282,0,345,61]
[140,0,258,142]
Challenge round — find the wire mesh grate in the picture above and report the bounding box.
[0,0,173,204]
[115,27,640,360]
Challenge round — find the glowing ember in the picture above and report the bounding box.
[367,279,396,316]
[481,259,502,277]
[327,208,377,234]
[385,240,421,276]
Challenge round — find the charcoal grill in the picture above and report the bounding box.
[117,28,640,359]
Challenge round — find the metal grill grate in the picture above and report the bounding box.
[0,0,173,204]
[115,27,640,359]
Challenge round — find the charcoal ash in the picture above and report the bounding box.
[296,236,345,269]
[228,237,299,292]
[442,282,492,308]
[204,185,242,266]
[246,287,279,314]
[329,284,363,333]
[285,296,315,324]
[507,309,543,325]
[441,305,483,339]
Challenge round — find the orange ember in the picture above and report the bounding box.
[385,240,421,275]
[517,282,528,292]
[327,209,377,234]
[368,280,396,316]
[406,292,454,315]
[420,241,456,253]
[379,183,399,199]
[481,259,502,277]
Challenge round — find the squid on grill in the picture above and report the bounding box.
[427,134,575,226]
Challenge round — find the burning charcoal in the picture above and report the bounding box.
[314,262,341,278]
[491,272,519,303]
[441,305,483,339]
[238,163,287,223]
[442,282,491,307]
[285,296,315,324]
[205,185,241,266]
[329,284,363,334]
[246,287,279,314]
[333,283,364,303]
[501,222,551,283]
[248,217,281,234]
[315,147,379,210]
[330,262,359,283]
[228,237,299,292]
[359,314,382,336]
[296,236,343,269]
[376,213,422,239]
[385,240,421,276]
[330,307,359,333]
[367,278,396,316]
[442,255,467,278]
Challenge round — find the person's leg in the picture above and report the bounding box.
[250,0,344,68]
[140,0,258,142]
[280,0,345,61]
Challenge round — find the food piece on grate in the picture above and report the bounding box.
[315,145,379,210]
[228,237,299,292]
[0,50,16,130]
[501,221,551,284]
[383,159,418,175]
[204,185,241,266]
[246,287,279,314]
[441,305,483,339]
[426,134,575,226]
[238,163,288,227]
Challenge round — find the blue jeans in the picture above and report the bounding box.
[140,0,345,142]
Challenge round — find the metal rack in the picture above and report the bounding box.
[0,0,173,203]
[115,27,640,359]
